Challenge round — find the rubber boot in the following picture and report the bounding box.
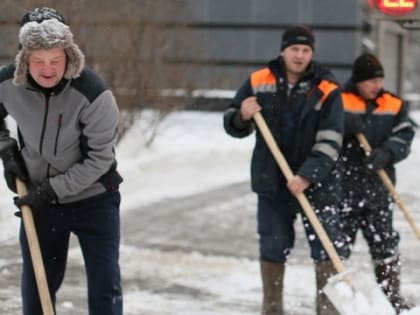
[260,260,284,315]
[315,260,340,315]
[374,256,413,314]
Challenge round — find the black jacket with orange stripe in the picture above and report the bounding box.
[224,57,344,200]
[341,80,415,184]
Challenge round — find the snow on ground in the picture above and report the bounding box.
[87,109,420,315]
[0,110,254,242]
[117,110,254,212]
[1,109,420,314]
[115,109,420,315]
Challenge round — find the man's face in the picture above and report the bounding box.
[281,44,313,78]
[28,48,66,88]
[356,77,383,101]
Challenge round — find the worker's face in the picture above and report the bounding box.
[28,48,67,88]
[356,77,384,101]
[281,44,313,78]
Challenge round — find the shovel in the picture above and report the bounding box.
[16,178,54,315]
[253,112,395,315]
[356,133,420,240]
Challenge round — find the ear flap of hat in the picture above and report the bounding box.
[13,50,29,85]
[63,43,85,80]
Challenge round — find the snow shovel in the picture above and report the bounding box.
[253,112,395,315]
[356,133,420,240]
[16,178,54,315]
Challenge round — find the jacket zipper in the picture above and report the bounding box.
[39,95,50,154]
[54,114,63,156]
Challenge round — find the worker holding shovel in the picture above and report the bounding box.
[224,25,350,315]
[340,52,416,313]
[0,7,123,315]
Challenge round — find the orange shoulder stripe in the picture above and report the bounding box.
[342,92,365,112]
[375,93,402,114]
[342,92,402,114]
[318,80,339,104]
[250,68,276,94]
[250,67,276,87]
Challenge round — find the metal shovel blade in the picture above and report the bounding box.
[323,269,395,315]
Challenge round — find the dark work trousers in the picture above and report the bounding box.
[341,168,400,261]
[19,191,122,315]
[257,191,349,263]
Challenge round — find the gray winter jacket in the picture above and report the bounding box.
[0,64,122,203]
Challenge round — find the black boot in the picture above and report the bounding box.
[315,260,340,315]
[260,260,284,315]
[374,256,413,314]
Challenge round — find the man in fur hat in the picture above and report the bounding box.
[0,7,123,315]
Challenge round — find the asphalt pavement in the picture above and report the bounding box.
[0,181,419,314]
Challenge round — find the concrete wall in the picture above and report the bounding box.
[0,0,367,106]
[174,0,365,89]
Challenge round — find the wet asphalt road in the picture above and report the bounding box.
[1,181,419,314]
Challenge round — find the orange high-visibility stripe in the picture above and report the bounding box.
[250,67,276,88]
[342,92,366,112]
[318,80,339,104]
[250,68,338,107]
[342,91,402,114]
[376,93,402,114]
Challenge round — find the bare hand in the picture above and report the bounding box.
[287,175,310,195]
[240,96,261,121]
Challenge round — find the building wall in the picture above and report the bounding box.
[176,0,366,89]
[0,1,367,102]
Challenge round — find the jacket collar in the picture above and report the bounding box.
[267,57,315,82]
[267,56,338,88]
[26,73,69,96]
[343,78,385,100]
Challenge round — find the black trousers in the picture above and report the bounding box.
[19,191,122,315]
[257,191,350,263]
[341,168,400,261]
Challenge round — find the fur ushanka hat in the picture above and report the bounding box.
[13,7,85,86]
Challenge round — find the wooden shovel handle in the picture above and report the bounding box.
[16,178,54,315]
[356,133,420,240]
[253,112,347,274]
